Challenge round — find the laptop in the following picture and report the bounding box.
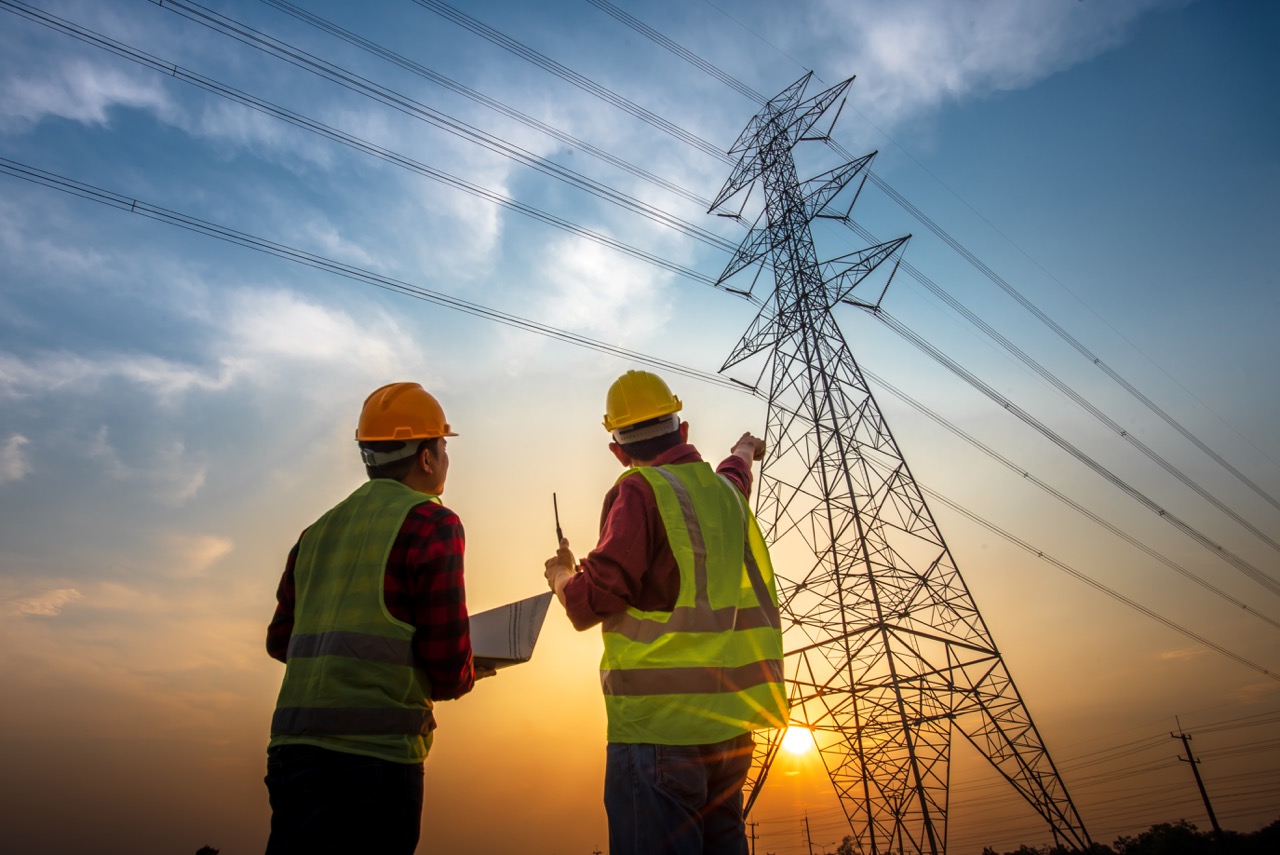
[469,591,554,670]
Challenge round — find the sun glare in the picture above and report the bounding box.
[781,725,816,755]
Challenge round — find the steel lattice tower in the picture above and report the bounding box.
[710,73,1091,855]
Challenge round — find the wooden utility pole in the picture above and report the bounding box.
[748,819,759,855]
[804,813,814,855]
[1172,725,1223,836]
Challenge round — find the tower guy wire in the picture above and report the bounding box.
[711,73,1091,854]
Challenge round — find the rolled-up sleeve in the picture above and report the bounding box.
[396,505,476,700]
[266,540,300,663]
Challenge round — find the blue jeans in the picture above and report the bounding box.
[605,734,754,855]
[264,744,424,855]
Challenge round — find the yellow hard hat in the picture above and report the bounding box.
[356,382,457,441]
[603,370,682,432]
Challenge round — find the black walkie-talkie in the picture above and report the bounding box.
[553,492,564,545]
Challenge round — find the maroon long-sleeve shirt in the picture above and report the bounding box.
[562,443,752,631]
[267,498,475,701]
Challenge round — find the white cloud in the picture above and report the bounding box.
[489,234,674,375]
[537,234,672,341]
[0,434,31,484]
[161,532,234,580]
[0,59,171,131]
[0,288,422,402]
[2,587,81,618]
[0,351,233,402]
[803,0,1182,127]
[221,288,422,374]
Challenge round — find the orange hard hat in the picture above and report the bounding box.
[356,382,457,442]
[603,370,682,432]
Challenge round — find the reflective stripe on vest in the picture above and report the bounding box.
[600,462,788,745]
[602,658,785,696]
[271,706,434,736]
[270,480,441,763]
[286,630,416,666]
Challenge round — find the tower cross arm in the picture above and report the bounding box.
[821,235,910,309]
[801,152,876,223]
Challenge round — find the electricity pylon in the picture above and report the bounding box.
[711,73,1091,855]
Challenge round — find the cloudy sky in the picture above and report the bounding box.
[1,0,1278,852]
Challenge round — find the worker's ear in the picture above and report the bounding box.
[609,442,632,468]
[417,443,435,475]
[679,420,689,442]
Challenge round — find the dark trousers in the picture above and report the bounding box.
[264,744,424,855]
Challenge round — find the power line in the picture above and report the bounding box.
[0,156,740,392]
[408,0,1280,602]
[245,0,1280,588]
[257,0,710,206]
[255,0,1280,619]
[141,0,740,257]
[854,169,1280,516]
[877,309,1280,600]
[5,153,1272,693]
[919,481,1277,682]
[14,0,1276,658]
[584,0,1280,539]
[860,366,1280,631]
[408,0,732,163]
[845,214,1280,560]
[0,0,728,291]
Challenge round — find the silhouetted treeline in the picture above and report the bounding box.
[973,818,1280,855]
[830,818,1280,855]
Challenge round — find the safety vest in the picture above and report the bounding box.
[270,479,439,763]
[601,462,789,745]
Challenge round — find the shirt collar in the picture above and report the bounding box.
[648,442,702,467]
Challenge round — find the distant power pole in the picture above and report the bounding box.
[1172,724,1223,836]
[805,813,815,855]
[749,819,760,855]
[710,72,1091,854]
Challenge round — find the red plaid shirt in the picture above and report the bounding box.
[267,498,475,701]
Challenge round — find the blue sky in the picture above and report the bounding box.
[1,1,1278,853]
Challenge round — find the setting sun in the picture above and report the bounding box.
[781,725,816,755]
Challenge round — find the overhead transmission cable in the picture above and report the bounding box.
[122,0,1280,600]
[408,0,1280,573]
[407,0,731,163]
[851,167,1280,515]
[5,154,1274,683]
[258,0,710,206]
[0,156,741,391]
[579,0,1280,520]
[878,309,1280,598]
[50,0,1272,619]
[1,0,725,290]
[10,1,1269,665]
[843,215,1280,559]
[863,366,1280,631]
[7,153,1269,680]
[138,0,741,259]
[918,481,1276,681]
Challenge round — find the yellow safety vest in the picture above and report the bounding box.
[601,462,789,745]
[270,479,440,763]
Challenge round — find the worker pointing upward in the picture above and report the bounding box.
[544,369,788,855]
